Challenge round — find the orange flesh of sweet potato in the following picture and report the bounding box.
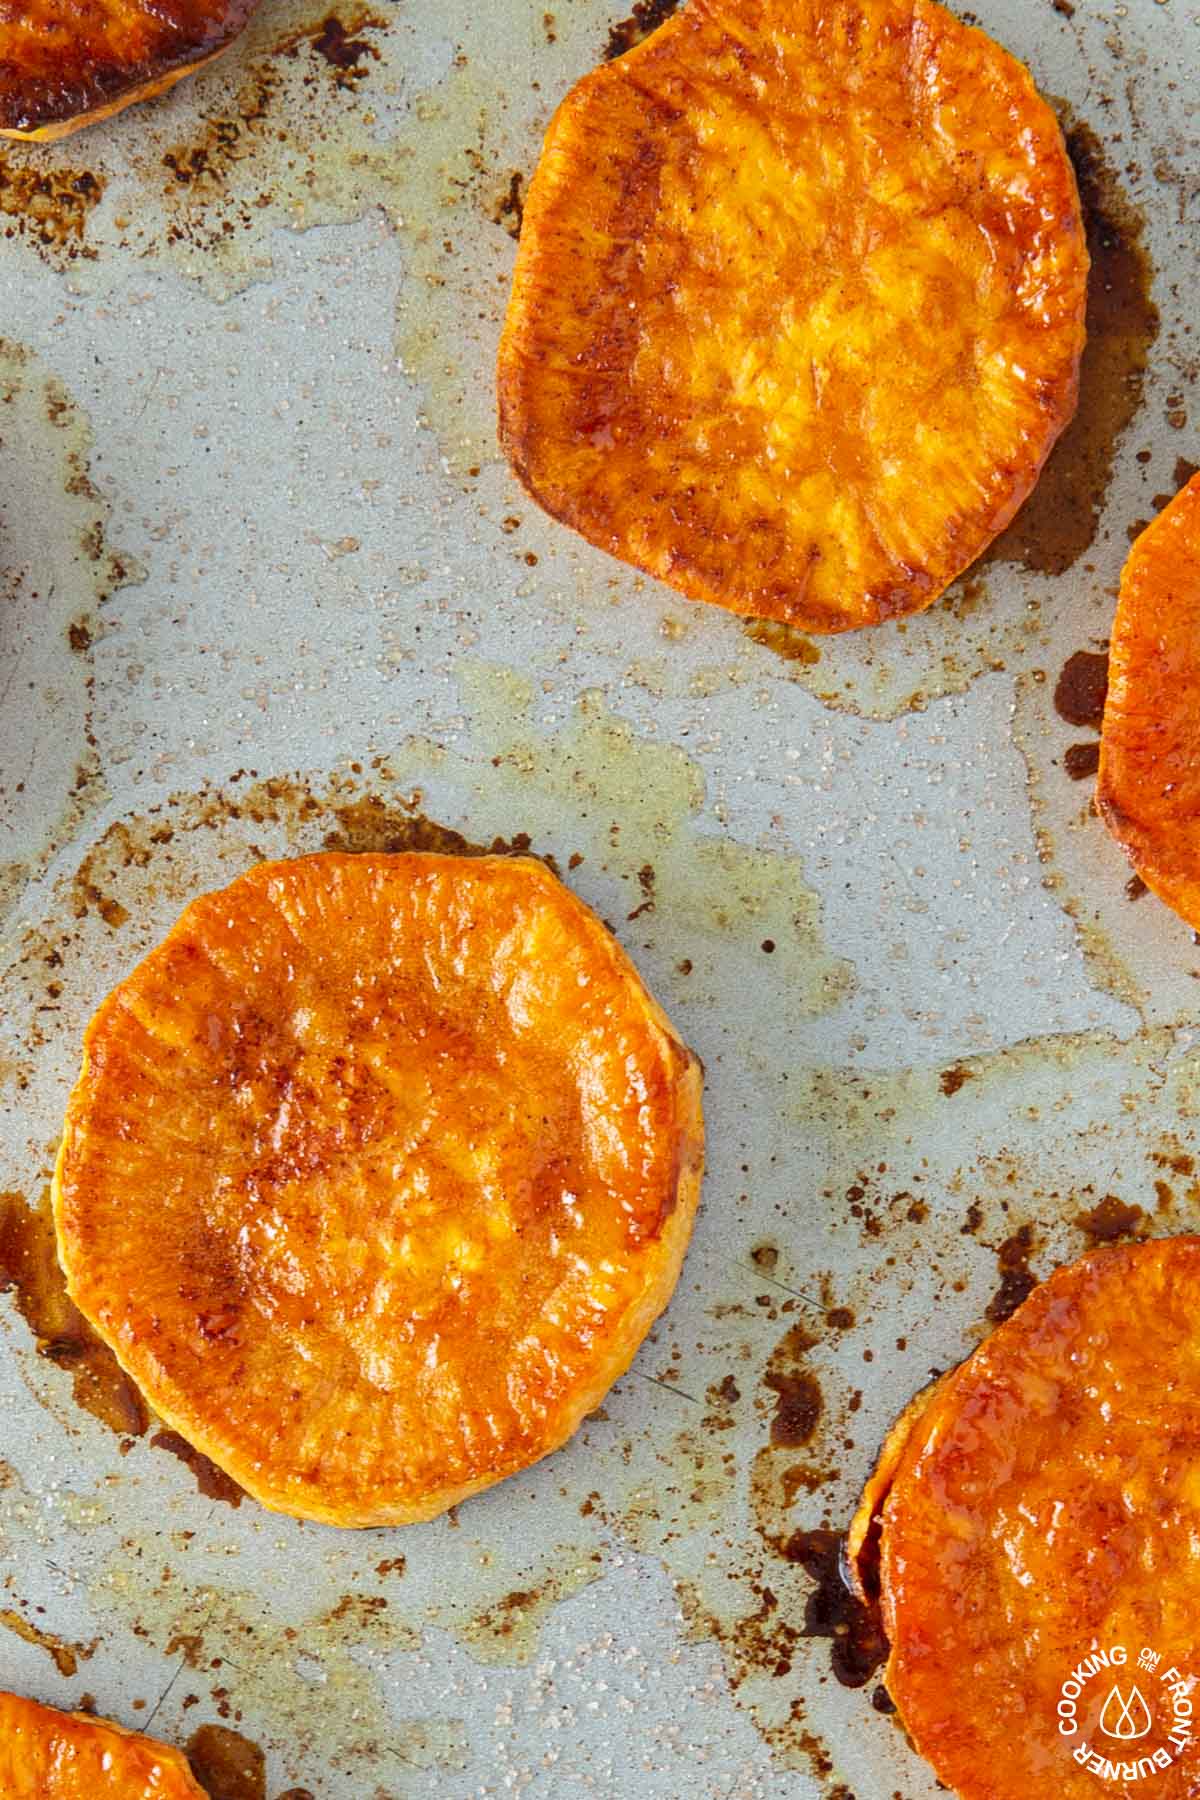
[53,853,704,1527]
[1098,474,1200,926]
[873,1238,1200,1800]
[0,0,260,138]
[0,1693,205,1797]
[498,0,1088,632]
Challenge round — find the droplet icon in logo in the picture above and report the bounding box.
[1099,1683,1153,1741]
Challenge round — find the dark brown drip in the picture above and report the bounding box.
[1053,650,1109,728]
[1074,1195,1144,1244]
[151,1429,245,1507]
[985,1225,1038,1324]
[1063,741,1101,779]
[603,0,683,60]
[986,115,1159,576]
[781,1528,889,1690]
[0,1189,147,1438]
[185,1725,266,1800]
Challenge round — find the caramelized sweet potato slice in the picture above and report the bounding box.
[0,1693,205,1797]
[0,0,260,140]
[874,1238,1200,1798]
[498,0,1088,631]
[844,1371,948,1605]
[54,853,704,1527]
[1099,474,1200,927]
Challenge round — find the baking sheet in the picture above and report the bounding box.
[0,0,1196,1793]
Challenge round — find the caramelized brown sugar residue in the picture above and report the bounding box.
[1073,1193,1144,1243]
[0,155,103,254]
[984,1224,1039,1323]
[602,0,682,60]
[183,1725,264,1800]
[876,1239,1200,1800]
[53,852,704,1527]
[499,0,1087,630]
[0,0,262,138]
[984,114,1158,578]
[150,1429,244,1507]
[305,13,381,82]
[0,1188,148,1439]
[1063,740,1101,779]
[1054,649,1109,728]
[780,1528,888,1691]
[0,1608,96,1678]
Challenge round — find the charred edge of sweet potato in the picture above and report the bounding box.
[0,0,259,136]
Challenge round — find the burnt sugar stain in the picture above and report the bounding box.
[1063,741,1101,780]
[781,1528,888,1689]
[0,153,103,266]
[939,1064,973,1097]
[1074,1194,1144,1243]
[763,1321,822,1448]
[603,0,683,59]
[742,617,822,666]
[309,13,384,81]
[0,1606,96,1678]
[277,4,388,75]
[185,1725,266,1800]
[985,1224,1039,1324]
[160,78,277,192]
[470,1587,537,1640]
[151,1429,245,1508]
[987,113,1158,577]
[766,1370,823,1447]
[1173,457,1200,492]
[159,8,385,196]
[0,1189,148,1439]
[1054,649,1109,729]
[320,791,559,872]
[493,170,525,241]
[1126,874,1148,902]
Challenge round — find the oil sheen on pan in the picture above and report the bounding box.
[1098,474,1200,932]
[498,0,1088,632]
[53,852,705,1526]
[858,1239,1200,1799]
[0,1691,206,1798]
[0,0,261,139]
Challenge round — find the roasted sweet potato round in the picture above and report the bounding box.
[1099,474,1200,928]
[497,0,1088,632]
[868,1238,1200,1799]
[53,852,704,1527]
[0,0,260,140]
[0,1693,205,1797]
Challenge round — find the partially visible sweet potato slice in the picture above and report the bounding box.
[498,0,1088,631]
[844,1371,949,1605]
[1099,474,1200,927]
[0,0,260,140]
[54,852,704,1527]
[875,1238,1200,1799]
[0,1693,205,1797]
